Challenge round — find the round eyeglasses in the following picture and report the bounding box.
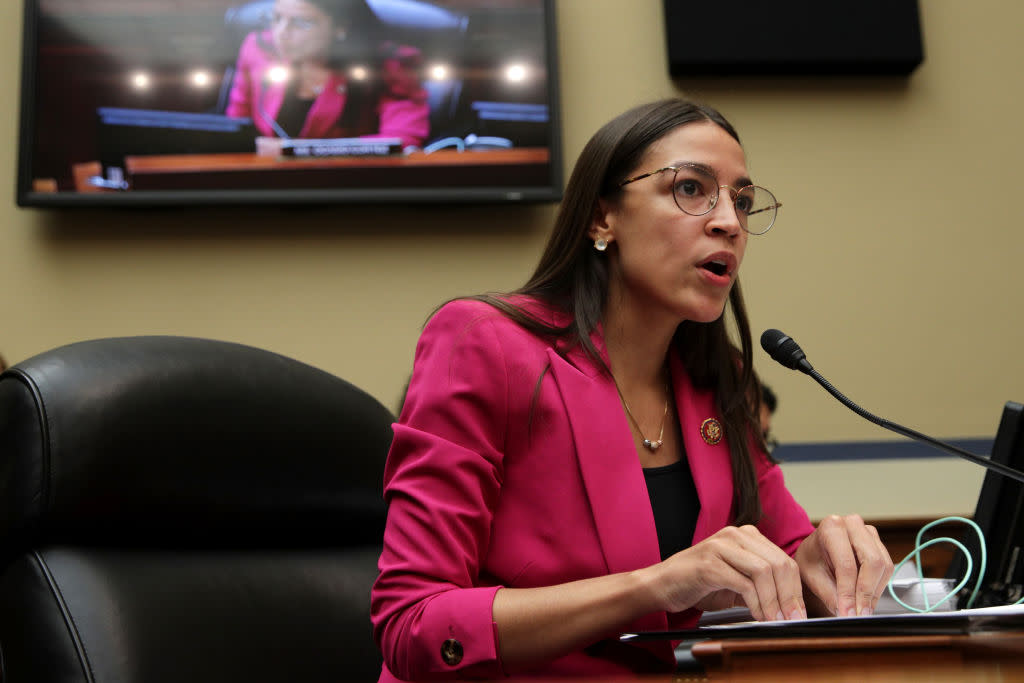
[618,163,781,235]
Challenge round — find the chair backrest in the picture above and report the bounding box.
[223,0,468,40]
[217,0,469,137]
[0,336,394,683]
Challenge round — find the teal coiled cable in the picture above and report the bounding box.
[886,516,985,613]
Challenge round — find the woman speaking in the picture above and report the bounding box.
[225,0,430,148]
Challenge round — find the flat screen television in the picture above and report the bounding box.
[16,0,562,207]
[947,401,1024,608]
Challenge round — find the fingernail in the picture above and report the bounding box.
[860,607,873,617]
[775,611,785,622]
[787,608,803,621]
[845,607,857,617]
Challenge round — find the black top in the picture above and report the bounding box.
[643,459,700,561]
[276,88,316,138]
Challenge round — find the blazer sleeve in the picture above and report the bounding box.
[753,445,815,556]
[371,301,510,680]
[225,32,261,119]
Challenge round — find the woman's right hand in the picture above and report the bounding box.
[641,525,807,621]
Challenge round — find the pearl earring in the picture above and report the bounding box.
[594,238,608,252]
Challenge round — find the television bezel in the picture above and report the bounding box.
[15,0,564,209]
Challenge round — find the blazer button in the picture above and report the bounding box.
[440,638,464,666]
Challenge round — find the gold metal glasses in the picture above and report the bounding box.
[619,163,781,235]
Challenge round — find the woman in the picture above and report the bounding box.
[371,98,893,680]
[225,0,429,147]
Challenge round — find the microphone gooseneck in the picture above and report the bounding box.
[761,328,1024,485]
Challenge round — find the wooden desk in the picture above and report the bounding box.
[121,148,551,192]
[686,631,1024,680]
[501,631,1024,682]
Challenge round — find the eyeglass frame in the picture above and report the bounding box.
[617,163,782,235]
[270,12,327,33]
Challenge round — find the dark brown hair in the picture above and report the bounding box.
[468,98,766,525]
[261,0,384,60]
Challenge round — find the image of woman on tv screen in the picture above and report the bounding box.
[225,0,429,147]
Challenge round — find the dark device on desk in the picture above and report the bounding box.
[95,108,257,187]
[947,401,1024,608]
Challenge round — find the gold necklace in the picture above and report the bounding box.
[612,377,669,452]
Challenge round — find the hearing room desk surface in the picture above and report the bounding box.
[114,148,551,191]
[452,631,1024,682]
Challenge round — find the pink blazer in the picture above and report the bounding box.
[371,298,814,681]
[225,32,430,147]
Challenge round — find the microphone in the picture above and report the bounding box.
[760,329,813,374]
[760,328,1024,485]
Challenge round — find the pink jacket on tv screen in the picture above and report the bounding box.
[225,31,430,147]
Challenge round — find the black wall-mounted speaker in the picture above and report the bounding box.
[663,1,924,77]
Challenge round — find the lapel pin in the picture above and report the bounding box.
[700,418,723,445]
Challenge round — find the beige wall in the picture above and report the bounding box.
[2,1,1021,519]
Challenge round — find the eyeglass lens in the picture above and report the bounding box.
[271,13,320,32]
[671,166,778,235]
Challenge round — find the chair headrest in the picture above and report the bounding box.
[0,336,394,549]
[223,0,468,46]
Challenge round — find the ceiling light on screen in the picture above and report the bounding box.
[505,63,528,84]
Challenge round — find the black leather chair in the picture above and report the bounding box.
[0,336,394,683]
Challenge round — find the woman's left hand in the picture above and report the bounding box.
[793,514,894,617]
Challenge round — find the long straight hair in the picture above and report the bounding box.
[468,99,766,525]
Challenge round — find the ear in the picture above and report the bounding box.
[588,197,615,245]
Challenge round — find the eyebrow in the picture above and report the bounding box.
[671,160,753,189]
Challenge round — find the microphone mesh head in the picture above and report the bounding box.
[760,329,807,370]
[760,328,785,353]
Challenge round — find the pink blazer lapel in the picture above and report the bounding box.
[304,74,347,138]
[546,349,670,636]
[545,348,662,577]
[669,353,735,544]
[253,70,346,139]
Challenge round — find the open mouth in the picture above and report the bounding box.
[700,259,729,277]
